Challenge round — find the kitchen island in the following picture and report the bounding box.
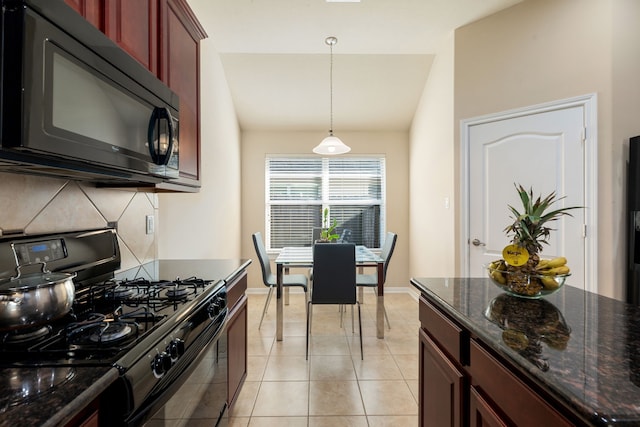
[411,277,640,426]
[0,258,250,427]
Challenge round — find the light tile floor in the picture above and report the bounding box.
[147,290,420,427]
[230,290,420,427]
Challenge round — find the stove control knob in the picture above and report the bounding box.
[152,351,172,378]
[207,301,220,318]
[168,339,185,360]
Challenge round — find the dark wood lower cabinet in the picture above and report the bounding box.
[64,398,99,427]
[470,386,509,427]
[226,272,248,409]
[420,328,465,427]
[419,297,582,427]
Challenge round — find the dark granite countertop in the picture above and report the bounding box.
[0,258,251,427]
[411,277,640,426]
[0,366,118,427]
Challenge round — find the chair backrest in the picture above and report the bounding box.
[380,232,397,283]
[338,228,352,243]
[312,243,356,304]
[311,227,322,245]
[252,232,274,286]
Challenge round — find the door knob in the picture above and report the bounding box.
[471,238,486,247]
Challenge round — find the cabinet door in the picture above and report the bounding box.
[103,0,158,75]
[160,0,207,184]
[64,0,104,30]
[420,328,465,427]
[227,295,247,408]
[469,340,574,427]
[470,386,510,427]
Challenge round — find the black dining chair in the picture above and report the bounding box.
[311,227,322,245]
[356,232,397,329]
[306,243,362,360]
[252,232,308,329]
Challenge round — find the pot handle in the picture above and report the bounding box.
[11,261,51,280]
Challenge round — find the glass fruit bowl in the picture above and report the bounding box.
[485,263,569,299]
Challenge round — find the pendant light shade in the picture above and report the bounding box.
[314,134,350,155]
[313,36,350,155]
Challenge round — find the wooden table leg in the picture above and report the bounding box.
[376,261,384,339]
[277,263,284,341]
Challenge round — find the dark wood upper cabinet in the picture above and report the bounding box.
[159,0,207,184]
[64,0,206,190]
[103,0,158,76]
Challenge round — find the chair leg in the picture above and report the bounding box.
[258,286,274,330]
[306,301,312,360]
[357,302,363,360]
[351,305,354,334]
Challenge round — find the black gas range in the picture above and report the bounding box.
[0,229,229,426]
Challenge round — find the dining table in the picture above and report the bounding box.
[275,245,385,341]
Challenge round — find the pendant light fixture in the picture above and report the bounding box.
[313,36,351,155]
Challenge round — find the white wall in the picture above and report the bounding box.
[409,33,456,278]
[241,131,410,290]
[158,7,243,260]
[407,0,640,299]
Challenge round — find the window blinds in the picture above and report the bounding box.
[266,156,385,249]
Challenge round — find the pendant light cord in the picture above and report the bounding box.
[330,40,333,134]
[326,36,337,135]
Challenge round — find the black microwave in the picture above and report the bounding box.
[0,0,180,184]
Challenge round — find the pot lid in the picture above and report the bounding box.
[0,272,76,292]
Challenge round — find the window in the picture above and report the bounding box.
[266,156,386,250]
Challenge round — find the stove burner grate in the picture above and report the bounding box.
[65,313,139,346]
[1,325,52,347]
[165,286,189,300]
[88,322,133,343]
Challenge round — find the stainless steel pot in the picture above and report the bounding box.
[0,263,76,330]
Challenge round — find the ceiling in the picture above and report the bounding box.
[188,0,522,132]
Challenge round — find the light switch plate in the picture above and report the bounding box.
[146,215,154,235]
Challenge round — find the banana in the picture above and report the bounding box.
[541,276,560,290]
[489,259,507,271]
[541,265,570,276]
[491,270,506,284]
[536,257,567,270]
[536,259,549,269]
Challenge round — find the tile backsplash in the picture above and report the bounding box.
[0,172,157,271]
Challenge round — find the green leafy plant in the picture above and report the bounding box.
[504,184,581,257]
[320,207,340,242]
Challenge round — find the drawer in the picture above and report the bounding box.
[469,339,573,427]
[419,296,468,365]
[226,272,247,309]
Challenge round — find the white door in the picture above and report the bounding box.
[466,105,587,290]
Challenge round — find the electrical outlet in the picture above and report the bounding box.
[146,215,154,235]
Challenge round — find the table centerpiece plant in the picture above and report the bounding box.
[318,208,340,243]
[487,184,582,298]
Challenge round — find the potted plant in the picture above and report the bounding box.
[318,208,340,242]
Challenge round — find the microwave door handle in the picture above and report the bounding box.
[147,107,175,166]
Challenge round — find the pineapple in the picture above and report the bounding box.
[503,184,580,295]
